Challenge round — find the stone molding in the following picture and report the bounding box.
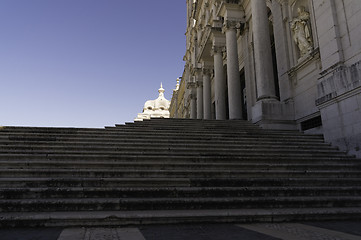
[287,48,320,79]
[316,60,361,107]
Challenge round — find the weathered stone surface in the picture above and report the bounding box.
[0,119,360,227]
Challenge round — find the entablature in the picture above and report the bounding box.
[196,25,213,63]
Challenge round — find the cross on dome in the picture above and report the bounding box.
[158,83,165,96]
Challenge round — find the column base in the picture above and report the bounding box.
[251,100,297,130]
[257,95,279,101]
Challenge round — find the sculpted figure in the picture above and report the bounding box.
[291,6,313,57]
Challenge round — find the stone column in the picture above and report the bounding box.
[196,70,204,119]
[224,20,243,119]
[190,93,197,119]
[202,68,212,120]
[212,46,227,120]
[186,74,197,119]
[251,0,277,101]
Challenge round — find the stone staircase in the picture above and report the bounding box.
[0,118,361,227]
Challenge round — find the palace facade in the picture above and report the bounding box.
[170,0,361,157]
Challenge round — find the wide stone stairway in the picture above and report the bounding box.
[0,118,361,227]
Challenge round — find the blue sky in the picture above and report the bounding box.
[0,0,186,128]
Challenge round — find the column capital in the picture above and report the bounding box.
[201,60,214,76]
[187,92,196,102]
[190,67,202,76]
[210,28,226,49]
[193,67,203,87]
[222,20,242,33]
[202,67,213,76]
[190,93,196,100]
[211,45,226,56]
[185,61,191,69]
[186,81,196,90]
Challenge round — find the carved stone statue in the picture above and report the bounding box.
[291,6,313,57]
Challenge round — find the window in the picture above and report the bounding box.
[301,116,322,131]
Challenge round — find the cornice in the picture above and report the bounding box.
[211,27,226,48]
[218,1,245,20]
[196,25,212,63]
[274,0,288,5]
[193,0,204,20]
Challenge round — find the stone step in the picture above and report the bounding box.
[110,129,320,138]
[0,143,338,154]
[0,127,105,134]
[2,186,361,199]
[0,125,275,133]
[1,177,360,188]
[0,130,325,142]
[0,177,191,188]
[117,122,259,128]
[2,196,361,212]
[1,161,359,171]
[0,136,329,146]
[0,121,322,140]
[0,151,347,160]
[114,127,315,137]
[122,119,256,125]
[122,119,278,129]
[0,118,359,226]
[0,153,355,163]
[114,125,268,132]
[0,136,326,148]
[1,169,360,178]
[127,118,252,123]
[1,208,361,227]
[191,177,361,187]
[116,122,313,132]
[0,133,331,144]
[0,145,345,156]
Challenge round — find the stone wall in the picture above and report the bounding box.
[317,61,361,157]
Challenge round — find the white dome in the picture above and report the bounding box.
[135,83,171,121]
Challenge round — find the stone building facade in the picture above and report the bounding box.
[170,0,361,157]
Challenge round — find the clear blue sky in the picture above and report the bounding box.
[0,0,186,128]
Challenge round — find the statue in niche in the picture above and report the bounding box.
[291,6,313,57]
